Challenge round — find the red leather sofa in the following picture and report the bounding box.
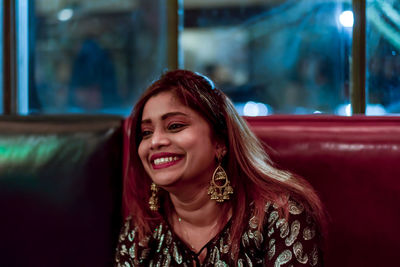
[1,115,399,266]
[246,115,400,267]
[0,116,123,267]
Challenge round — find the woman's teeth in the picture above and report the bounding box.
[153,156,179,165]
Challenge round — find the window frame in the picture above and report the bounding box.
[2,0,17,115]
[1,0,368,115]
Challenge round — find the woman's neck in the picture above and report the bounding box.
[169,188,230,263]
[169,187,222,227]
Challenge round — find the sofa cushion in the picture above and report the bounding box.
[246,115,400,267]
[0,115,123,267]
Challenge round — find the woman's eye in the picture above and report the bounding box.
[168,123,185,131]
[141,130,153,138]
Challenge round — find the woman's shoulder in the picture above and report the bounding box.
[114,216,155,266]
[117,216,165,246]
[259,198,322,266]
[263,198,309,220]
[261,198,318,239]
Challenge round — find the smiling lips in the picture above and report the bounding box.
[150,153,183,169]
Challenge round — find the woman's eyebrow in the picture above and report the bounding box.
[141,112,188,125]
[161,111,188,120]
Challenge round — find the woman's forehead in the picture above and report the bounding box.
[144,91,183,109]
[141,92,193,121]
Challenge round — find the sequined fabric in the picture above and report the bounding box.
[115,200,322,266]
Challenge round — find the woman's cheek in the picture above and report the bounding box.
[138,142,147,166]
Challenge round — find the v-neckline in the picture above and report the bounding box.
[162,215,233,266]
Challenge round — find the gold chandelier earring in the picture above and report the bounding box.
[207,156,233,202]
[149,182,160,211]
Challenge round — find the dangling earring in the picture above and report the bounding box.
[149,182,160,211]
[207,159,234,202]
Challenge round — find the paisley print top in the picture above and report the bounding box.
[115,200,322,266]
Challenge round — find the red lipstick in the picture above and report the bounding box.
[150,152,183,170]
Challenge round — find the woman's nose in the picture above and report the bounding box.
[150,129,170,149]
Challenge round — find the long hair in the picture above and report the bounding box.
[124,69,326,252]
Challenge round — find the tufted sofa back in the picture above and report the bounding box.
[246,115,400,267]
[0,116,123,267]
[1,115,399,267]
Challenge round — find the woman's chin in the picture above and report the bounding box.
[151,176,181,189]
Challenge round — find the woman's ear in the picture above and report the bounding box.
[215,142,227,160]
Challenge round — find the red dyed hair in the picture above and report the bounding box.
[124,69,326,254]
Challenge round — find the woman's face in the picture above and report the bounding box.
[138,91,222,190]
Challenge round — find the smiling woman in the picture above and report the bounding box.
[115,70,326,266]
[138,91,222,194]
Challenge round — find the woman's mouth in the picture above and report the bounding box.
[151,155,183,169]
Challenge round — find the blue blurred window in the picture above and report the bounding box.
[20,0,168,115]
[1,0,400,116]
[367,1,400,115]
[0,0,3,114]
[182,0,351,115]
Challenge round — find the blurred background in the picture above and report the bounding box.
[1,0,399,116]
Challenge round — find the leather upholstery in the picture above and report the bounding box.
[246,115,400,267]
[0,116,123,267]
[1,114,399,267]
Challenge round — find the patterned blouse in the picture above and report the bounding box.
[115,200,322,266]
